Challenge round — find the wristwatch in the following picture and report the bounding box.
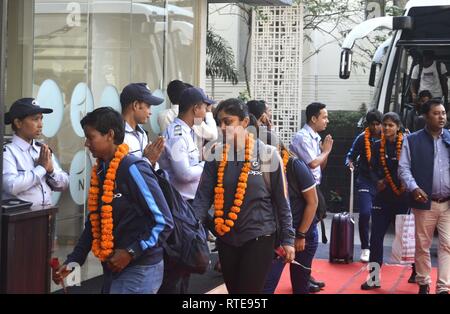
[126,247,136,259]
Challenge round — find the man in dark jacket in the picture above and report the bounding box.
[52,107,173,294]
[399,98,450,294]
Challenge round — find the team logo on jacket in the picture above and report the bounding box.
[249,160,262,176]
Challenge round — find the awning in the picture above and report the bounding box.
[208,0,293,6]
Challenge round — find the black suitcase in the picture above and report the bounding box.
[329,169,355,263]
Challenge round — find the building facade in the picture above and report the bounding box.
[1,0,208,291]
[0,0,293,293]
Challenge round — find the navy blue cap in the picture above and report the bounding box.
[120,83,164,108]
[5,98,53,125]
[179,87,216,108]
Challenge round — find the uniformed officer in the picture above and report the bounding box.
[158,87,215,295]
[120,83,165,168]
[157,80,218,154]
[159,87,215,202]
[3,98,69,206]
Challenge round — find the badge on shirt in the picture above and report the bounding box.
[174,125,182,136]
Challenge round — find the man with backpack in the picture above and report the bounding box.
[410,50,448,110]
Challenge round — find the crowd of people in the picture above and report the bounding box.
[2,77,449,295]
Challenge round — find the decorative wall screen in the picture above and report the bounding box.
[251,4,303,144]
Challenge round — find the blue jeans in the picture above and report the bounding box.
[109,260,164,294]
[356,176,376,249]
[263,224,319,294]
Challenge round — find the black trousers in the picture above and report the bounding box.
[217,234,275,294]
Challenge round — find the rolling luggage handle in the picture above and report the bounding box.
[349,167,354,215]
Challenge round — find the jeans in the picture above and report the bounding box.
[109,260,164,294]
[263,224,319,294]
[356,176,376,250]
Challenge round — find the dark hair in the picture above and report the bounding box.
[418,90,432,99]
[382,112,402,127]
[80,107,125,144]
[366,109,382,124]
[167,80,188,105]
[421,98,444,115]
[215,98,258,127]
[306,102,326,123]
[246,100,266,120]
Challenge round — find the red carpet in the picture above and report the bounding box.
[275,259,439,294]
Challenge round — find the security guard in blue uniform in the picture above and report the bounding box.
[120,83,165,168]
[3,98,69,206]
[158,87,215,294]
[159,87,215,202]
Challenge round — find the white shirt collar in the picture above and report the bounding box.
[12,134,33,151]
[174,117,193,134]
[304,124,321,141]
[124,121,144,134]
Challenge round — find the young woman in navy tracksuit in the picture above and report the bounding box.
[345,109,382,263]
[52,107,173,294]
[361,112,410,290]
[263,142,319,294]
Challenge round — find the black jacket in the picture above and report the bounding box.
[192,140,295,247]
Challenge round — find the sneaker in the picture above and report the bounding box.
[360,249,370,263]
[438,290,449,294]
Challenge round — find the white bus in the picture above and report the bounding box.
[340,0,450,118]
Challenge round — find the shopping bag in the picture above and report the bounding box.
[391,213,415,264]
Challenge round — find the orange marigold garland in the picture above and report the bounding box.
[364,127,372,164]
[281,149,290,173]
[214,133,255,236]
[379,132,405,196]
[88,143,129,261]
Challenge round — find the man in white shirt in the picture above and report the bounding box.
[289,102,333,293]
[3,98,69,206]
[158,80,218,156]
[411,50,448,109]
[120,83,165,168]
[159,87,215,202]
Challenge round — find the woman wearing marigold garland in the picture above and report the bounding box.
[361,112,410,290]
[52,107,174,294]
[193,98,295,294]
[345,109,383,263]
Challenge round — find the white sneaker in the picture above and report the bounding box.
[360,249,370,263]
